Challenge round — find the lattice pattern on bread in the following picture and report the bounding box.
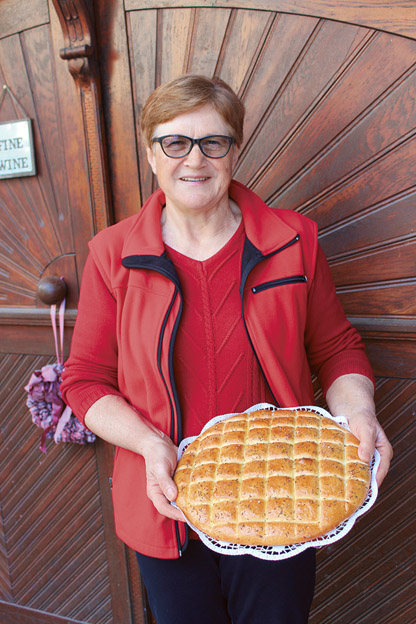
[174,409,371,546]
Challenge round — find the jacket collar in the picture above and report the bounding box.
[122,189,166,258]
[121,180,298,260]
[229,180,298,255]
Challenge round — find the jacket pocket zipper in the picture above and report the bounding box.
[252,275,307,294]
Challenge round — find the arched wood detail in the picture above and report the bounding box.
[124,0,416,40]
[103,4,415,380]
[51,0,112,233]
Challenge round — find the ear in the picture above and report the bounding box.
[146,145,158,175]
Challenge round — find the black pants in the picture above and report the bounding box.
[136,540,316,624]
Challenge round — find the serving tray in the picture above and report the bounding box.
[173,403,380,560]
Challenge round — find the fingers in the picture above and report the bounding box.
[147,465,177,502]
[349,417,393,488]
[325,374,393,488]
[373,426,393,488]
[147,476,184,521]
[347,414,376,462]
[143,437,185,521]
[357,431,376,465]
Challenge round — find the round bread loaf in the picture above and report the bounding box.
[174,409,371,546]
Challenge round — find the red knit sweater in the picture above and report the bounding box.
[165,222,275,439]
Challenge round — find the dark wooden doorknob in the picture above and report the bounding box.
[37,276,67,305]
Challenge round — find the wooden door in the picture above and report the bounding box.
[0,1,147,622]
[95,1,416,622]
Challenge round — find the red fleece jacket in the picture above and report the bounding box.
[61,180,374,558]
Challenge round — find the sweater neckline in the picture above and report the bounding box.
[165,219,245,268]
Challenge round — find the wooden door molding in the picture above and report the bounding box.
[51,0,112,234]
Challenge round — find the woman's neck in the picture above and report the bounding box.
[161,199,242,261]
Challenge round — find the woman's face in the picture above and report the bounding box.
[146,104,239,217]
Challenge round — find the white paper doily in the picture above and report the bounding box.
[173,403,380,560]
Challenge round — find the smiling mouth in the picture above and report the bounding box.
[180,177,209,182]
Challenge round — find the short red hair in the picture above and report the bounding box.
[140,75,245,147]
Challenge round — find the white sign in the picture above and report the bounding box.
[0,118,36,179]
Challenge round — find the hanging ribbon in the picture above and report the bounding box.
[38,296,68,452]
[25,280,96,452]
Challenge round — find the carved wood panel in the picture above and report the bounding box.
[0,22,78,308]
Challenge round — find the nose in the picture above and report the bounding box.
[183,142,207,166]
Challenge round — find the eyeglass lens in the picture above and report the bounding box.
[159,135,233,158]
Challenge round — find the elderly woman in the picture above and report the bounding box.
[61,75,392,624]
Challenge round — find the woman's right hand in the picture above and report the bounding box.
[141,427,185,522]
[84,395,185,522]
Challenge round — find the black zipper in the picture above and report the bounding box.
[122,252,187,556]
[157,288,180,441]
[240,234,300,292]
[122,253,183,441]
[252,274,307,294]
[155,284,187,556]
[240,233,301,407]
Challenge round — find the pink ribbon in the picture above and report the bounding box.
[51,296,66,365]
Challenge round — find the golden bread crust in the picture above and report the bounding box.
[174,409,371,546]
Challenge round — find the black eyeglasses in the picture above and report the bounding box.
[152,135,235,159]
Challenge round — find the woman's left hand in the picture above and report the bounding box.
[344,407,393,487]
[326,374,393,487]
